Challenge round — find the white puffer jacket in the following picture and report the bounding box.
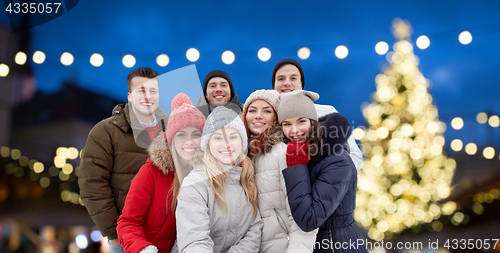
[252,129,317,253]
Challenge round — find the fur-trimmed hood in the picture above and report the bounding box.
[148,134,175,174]
[309,112,352,168]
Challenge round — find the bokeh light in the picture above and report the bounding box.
[476,112,488,124]
[297,47,311,59]
[15,51,27,65]
[465,143,477,155]
[60,52,74,66]
[450,139,463,152]
[375,42,389,55]
[459,31,472,45]
[258,47,271,62]
[75,234,88,249]
[335,45,348,59]
[488,115,499,127]
[122,54,136,68]
[90,53,104,67]
[33,51,46,64]
[90,230,102,242]
[0,64,9,77]
[416,35,430,49]
[156,54,169,67]
[221,51,235,65]
[451,117,463,130]
[186,48,200,62]
[483,147,495,159]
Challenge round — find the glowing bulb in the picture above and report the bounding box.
[476,112,488,124]
[335,45,348,59]
[15,52,27,65]
[465,143,477,155]
[90,230,102,242]
[186,48,200,62]
[221,51,235,65]
[156,54,169,67]
[451,117,464,130]
[75,234,88,249]
[483,147,495,159]
[122,55,136,68]
[488,115,499,127]
[416,35,430,49]
[34,162,44,173]
[67,147,79,160]
[0,64,9,77]
[375,41,389,55]
[90,53,104,67]
[297,47,310,60]
[459,31,472,45]
[450,139,463,152]
[352,128,365,140]
[60,52,74,66]
[258,48,271,62]
[33,51,46,64]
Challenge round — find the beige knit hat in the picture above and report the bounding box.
[243,89,280,113]
[278,90,319,123]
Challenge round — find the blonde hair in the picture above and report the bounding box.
[200,144,258,215]
[168,138,194,212]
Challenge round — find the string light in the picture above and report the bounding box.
[335,45,348,59]
[90,53,104,67]
[186,48,200,62]
[156,54,169,67]
[33,51,46,64]
[0,64,9,77]
[122,54,136,68]
[375,42,389,55]
[416,35,430,49]
[60,52,74,66]
[451,117,464,130]
[297,47,311,59]
[221,50,235,65]
[476,112,488,124]
[258,47,271,62]
[459,31,472,45]
[489,115,499,127]
[15,51,27,65]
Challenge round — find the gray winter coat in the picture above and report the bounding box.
[176,164,263,253]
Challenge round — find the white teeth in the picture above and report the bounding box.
[183,148,195,152]
[220,151,233,154]
[142,102,153,106]
[253,123,265,126]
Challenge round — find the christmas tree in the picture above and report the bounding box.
[354,18,458,241]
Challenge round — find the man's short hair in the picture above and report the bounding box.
[127,67,159,92]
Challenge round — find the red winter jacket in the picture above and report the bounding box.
[117,136,176,253]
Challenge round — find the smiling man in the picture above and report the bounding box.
[195,69,243,118]
[272,58,364,171]
[78,67,168,253]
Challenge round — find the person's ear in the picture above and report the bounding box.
[127,92,131,101]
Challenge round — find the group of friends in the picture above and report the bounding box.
[77,58,368,253]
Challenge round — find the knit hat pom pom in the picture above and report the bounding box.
[171,93,192,111]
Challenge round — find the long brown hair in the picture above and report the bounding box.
[167,138,194,212]
[242,100,279,158]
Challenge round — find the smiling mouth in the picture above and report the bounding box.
[252,122,266,126]
[213,95,225,100]
[141,102,154,106]
[290,134,305,142]
[281,89,293,93]
[182,148,196,153]
[219,150,234,155]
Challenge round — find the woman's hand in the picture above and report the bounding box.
[286,142,311,167]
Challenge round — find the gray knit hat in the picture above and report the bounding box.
[243,89,280,113]
[201,106,248,152]
[278,90,319,123]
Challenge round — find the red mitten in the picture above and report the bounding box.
[286,142,311,167]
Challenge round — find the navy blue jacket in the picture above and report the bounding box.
[283,113,368,253]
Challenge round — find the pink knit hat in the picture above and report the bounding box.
[166,93,206,145]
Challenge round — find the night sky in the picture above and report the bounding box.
[1,0,499,148]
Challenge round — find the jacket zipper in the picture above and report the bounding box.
[329,228,335,253]
[274,208,290,240]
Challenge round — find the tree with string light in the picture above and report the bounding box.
[353,18,458,241]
